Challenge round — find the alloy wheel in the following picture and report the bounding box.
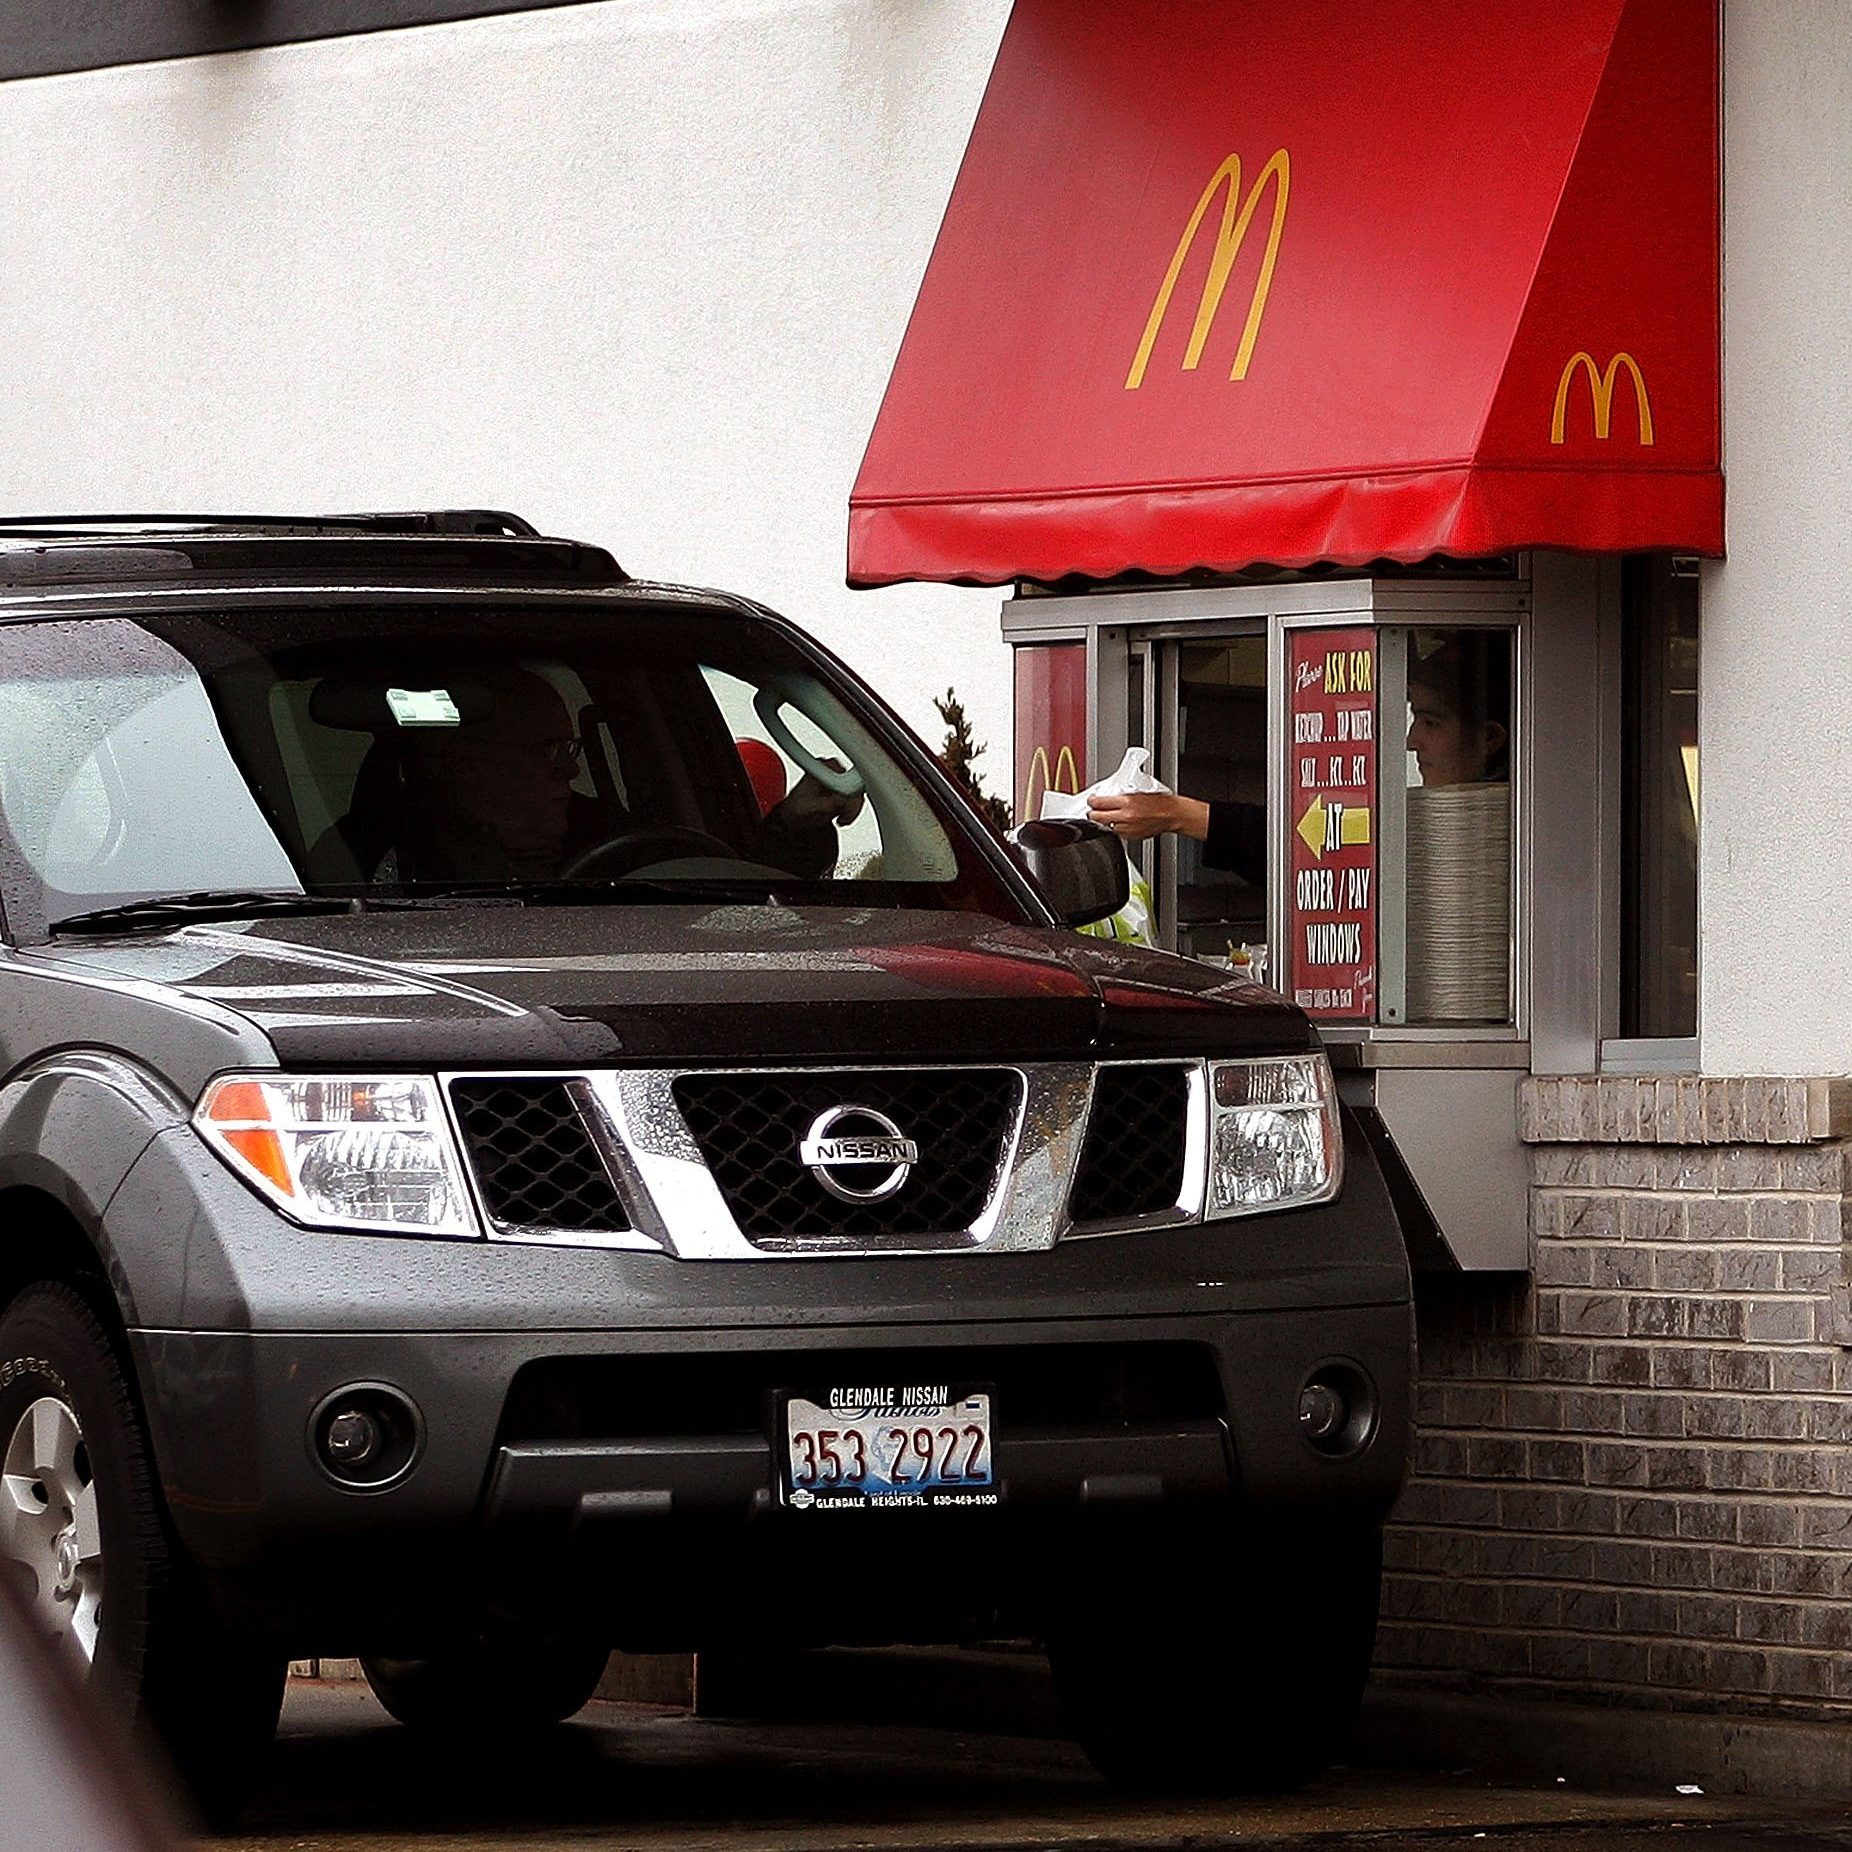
[1,1394,103,1672]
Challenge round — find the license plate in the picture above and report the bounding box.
[781,1386,997,1510]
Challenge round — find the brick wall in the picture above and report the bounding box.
[1379,1075,1852,1717]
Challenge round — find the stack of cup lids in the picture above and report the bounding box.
[1405,782,1511,1023]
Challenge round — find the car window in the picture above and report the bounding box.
[0,626,299,918]
[0,604,1020,926]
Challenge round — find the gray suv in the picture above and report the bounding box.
[0,513,1410,1813]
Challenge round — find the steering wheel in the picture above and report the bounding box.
[561,825,737,881]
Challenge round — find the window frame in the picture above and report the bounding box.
[1597,552,1701,1070]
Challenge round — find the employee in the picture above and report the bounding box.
[1404,633,1509,786]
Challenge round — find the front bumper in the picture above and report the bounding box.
[132,1300,1411,1651]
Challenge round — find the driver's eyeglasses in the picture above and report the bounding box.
[475,736,585,770]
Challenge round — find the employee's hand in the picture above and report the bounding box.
[1087,791,1212,843]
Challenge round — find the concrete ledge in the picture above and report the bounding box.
[599,1652,694,1707]
[1519,1075,1852,1146]
[1361,1686,1852,1800]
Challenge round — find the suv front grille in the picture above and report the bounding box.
[1068,1064,1192,1223]
[671,1068,1022,1245]
[450,1078,630,1233]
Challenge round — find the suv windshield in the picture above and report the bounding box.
[0,603,1026,929]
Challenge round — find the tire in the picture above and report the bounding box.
[0,1282,285,1824]
[1047,1526,1382,1795]
[361,1637,610,1732]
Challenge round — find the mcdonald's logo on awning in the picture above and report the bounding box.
[1021,743,1080,819]
[1126,149,1291,390]
[1550,351,1655,446]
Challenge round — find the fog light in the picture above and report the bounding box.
[1296,1363,1377,1458]
[1297,1381,1347,1443]
[325,1408,381,1468]
[309,1384,423,1491]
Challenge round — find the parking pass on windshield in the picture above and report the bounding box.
[386,686,462,726]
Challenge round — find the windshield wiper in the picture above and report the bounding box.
[49,890,363,935]
[416,878,787,907]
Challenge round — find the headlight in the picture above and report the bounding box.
[1204,1054,1342,1217]
[194,1075,477,1237]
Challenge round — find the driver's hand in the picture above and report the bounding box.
[780,758,866,828]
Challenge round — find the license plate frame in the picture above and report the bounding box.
[778,1384,997,1511]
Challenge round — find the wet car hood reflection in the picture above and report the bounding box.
[36,905,1309,1068]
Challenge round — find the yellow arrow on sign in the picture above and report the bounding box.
[1297,796,1325,858]
[1296,794,1372,860]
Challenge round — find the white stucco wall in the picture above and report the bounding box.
[0,0,1016,783]
[1702,0,1852,1074]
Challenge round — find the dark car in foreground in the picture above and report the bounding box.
[0,513,1410,1812]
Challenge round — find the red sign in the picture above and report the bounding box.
[1013,643,1088,823]
[1287,628,1377,1020]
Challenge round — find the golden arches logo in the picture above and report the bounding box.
[1126,149,1291,391]
[1550,351,1655,446]
[1021,744,1080,820]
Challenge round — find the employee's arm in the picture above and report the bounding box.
[1087,792,1264,883]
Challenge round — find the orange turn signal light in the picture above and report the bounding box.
[219,1127,296,1196]
[201,1081,297,1199]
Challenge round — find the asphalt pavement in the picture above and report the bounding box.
[205,1680,1852,1852]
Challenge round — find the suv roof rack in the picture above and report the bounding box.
[0,511,628,592]
[0,510,540,539]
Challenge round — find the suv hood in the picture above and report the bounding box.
[42,904,1310,1069]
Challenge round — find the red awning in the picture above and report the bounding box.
[849,0,1720,588]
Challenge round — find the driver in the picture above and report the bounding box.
[389,669,864,884]
[396,669,587,881]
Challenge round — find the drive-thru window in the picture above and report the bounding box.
[1003,578,1532,1268]
[841,0,1852,1744]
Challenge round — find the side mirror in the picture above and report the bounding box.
[1008,818,1130,928]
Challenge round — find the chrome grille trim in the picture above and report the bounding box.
[590,1063,1088,1260]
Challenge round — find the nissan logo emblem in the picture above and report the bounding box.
[798,1105,920,1204]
